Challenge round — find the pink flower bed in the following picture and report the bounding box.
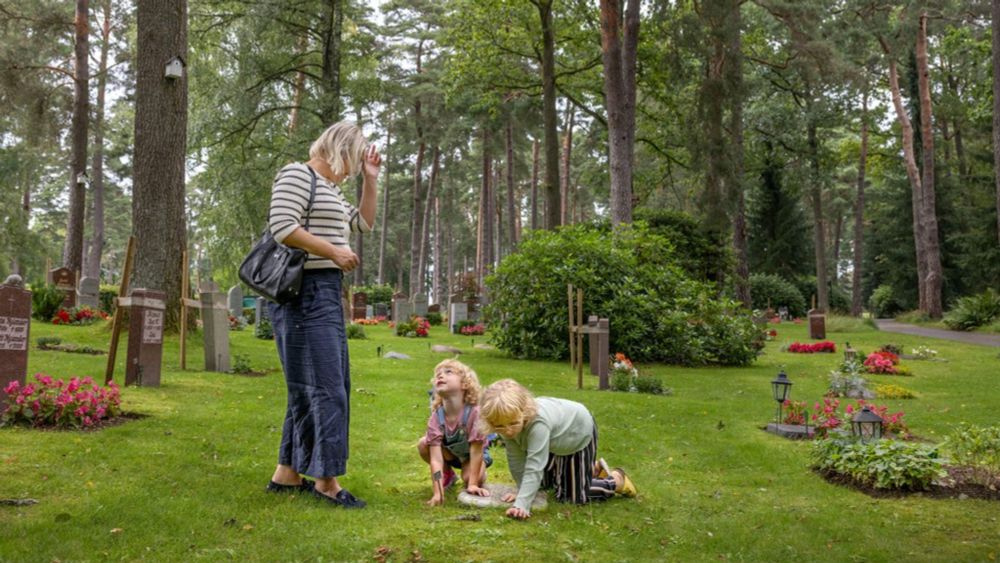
[788,341,836,353]
[2,374,122,429]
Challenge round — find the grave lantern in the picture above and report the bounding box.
[851,406,884,443]
[844,342,857,363]
[771,370,792,423]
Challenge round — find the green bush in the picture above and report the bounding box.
[749,274,806,317]
[943,289,1000,331]
[254,317,273,340]
[630,209,732,282]
[811,438,947,490]
[485,224,762,366]
[243,307,256,325]
[611,370,632,392]
[790,276,850,313]
[99,285,118,315]
[346,323,367,340]
[36,336,62,349]
[426,312,443,326]
[635,374,668,395]
[354,283,394,306]
[30,284,66,321]
[231,354,253,375]
[870,284,903,318]
[944,424,1000,485]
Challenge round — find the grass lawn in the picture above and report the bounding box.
[2,317,999,561]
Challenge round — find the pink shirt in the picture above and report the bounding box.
[424,405,487,447]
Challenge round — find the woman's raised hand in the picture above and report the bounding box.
[330,245,359,272]
[363,145,382,181]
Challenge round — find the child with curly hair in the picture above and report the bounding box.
[417,359,492,506]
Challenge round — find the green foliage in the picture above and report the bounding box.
[610,370,632,393]
[30,284,65,321]
[746,143,813,280]
[36,336,62,349]
[869,284,903,318]
[354,284,394,305]
[874,384,917,400]
[426,312,443,326]
[944,424,1000,484]
[811,438,947,490]
[231,354,254,375]
[99,285,119,315]
[749,274,806,317]
[346,323,368,340]
[943,289,1000,331]
[254,317,273,340]
[634,375,669,395]
[243,307,256,325]
[630,209,732,282]
[485,224,761,365]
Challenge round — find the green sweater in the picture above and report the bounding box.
[503,397,594,512]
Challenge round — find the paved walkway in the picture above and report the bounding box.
[874,319,1000,348]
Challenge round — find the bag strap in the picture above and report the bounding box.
[265,164,319,231]
[461,405,471,427]
[436,407,447,433]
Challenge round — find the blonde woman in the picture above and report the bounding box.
[264,122,379,509]
[417,359,493,506]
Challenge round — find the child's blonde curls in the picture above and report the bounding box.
[478,379,538,433]
[429,359,481,411]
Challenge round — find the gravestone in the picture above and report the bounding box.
[0,276,31,390]
[808,308,826,340]
[449,296,468,334]
[412,293,429,317]
[428,304,441,314]
[778,307,789,321]
[374,303,388,319]
[227,285,244,319]
[77,277,100,309]
[254,296,269,326]
[392,292,410,322]
[48,267,76,308]
[466,295,480,321]
[352,292,367,321]
[366,305,373,319]
[201,287,231,372]
[123,288,165,387]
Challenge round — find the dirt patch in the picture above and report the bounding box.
[815,466,1000,501]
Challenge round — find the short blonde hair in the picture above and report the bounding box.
[429,359,481,411]
[309,121,367,178]
[478,379,538,433]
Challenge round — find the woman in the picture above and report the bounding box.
[264,121,380,508]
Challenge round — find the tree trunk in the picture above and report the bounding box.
[408,42,426,297]
[288,32,308,134]
[880,36,928,312]
[505,118,516,252]
[852,90,869,317]
[320,0,343,123]
[530,138,539,231]
[701,6,727,237]
[495,161,502,262]
[63,0,89,273]
[533,0,561,230]
[433,194,441,304]
[133,0,187,331]
[85,0,111,280]
[807,111,829,312]
[477,128,492,288]
[417,146,439,295]
[600,0,639,227]
[377,120,391,284]
[916,13,943,318]
[728,1,749,308]
[560,106,574,226]
[994,0,1000,246]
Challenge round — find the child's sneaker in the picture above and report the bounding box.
[442,467,457,489]
[611,468,637,498]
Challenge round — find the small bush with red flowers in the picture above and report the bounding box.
[782,399,809,425]
[396,316,431,337]
[863,347,913,376]
[228,315,247,331]
[51,306,109,326]
[460,324,485,336]
[787,341,836,353]
[1,374,122,429]
[810,397,909,439]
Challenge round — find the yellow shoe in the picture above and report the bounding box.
[611,468,637,498]
[594,458,611,479]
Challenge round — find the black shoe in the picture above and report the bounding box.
[266,478,315,493]
[311,487,367,509]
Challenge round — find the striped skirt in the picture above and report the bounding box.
[541,420,616,504]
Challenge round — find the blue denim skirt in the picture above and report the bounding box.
[269,268,350,478]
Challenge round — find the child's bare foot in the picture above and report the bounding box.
[501,492,516,503]
[505,506,530,520]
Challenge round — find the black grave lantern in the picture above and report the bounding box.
[844,341,858,363]
[771,370,792,423]
[851,406,884,443]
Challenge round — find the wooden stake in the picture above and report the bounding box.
[105,236,136,384]
[179,249,188,370]
[567,284,575,370]
[576,288,584,390]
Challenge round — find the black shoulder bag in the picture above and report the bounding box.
[238,165,318,304]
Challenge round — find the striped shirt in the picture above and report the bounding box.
[268,163,371,270]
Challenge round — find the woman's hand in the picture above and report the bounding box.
[505,506,530,520]
[362,145,382,182]
[466,485,491,497]
[501,492,516,503]
[329,245,359,272]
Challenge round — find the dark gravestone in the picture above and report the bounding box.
[0,279,31,389]
[49,267,77,308]
[352,292,367,320]
[374,303,388,319]
[123,288,165,387]
[808,308,826,340]
[428,304,441,314]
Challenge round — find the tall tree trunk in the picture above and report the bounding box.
[445,193,454,300]
[560,106,574,226]
[133,0,187,331]
[852,90,869,317]
[495,161,502,262]
[532,0,561,230]
[418,146,439,295]
[63,0,90,273]
[505,118,516,252]
[832,212,844,283]
[916,13,943,318]
[377,120,391,284]
[947,74,968,180]
[288,32,308,134]
[530,138,539,231]
[477,128,492,288]
[994,0,1000,246]
[880,36,928,312]
[320,0,343,123]
[807,109,829,312]
[85,0,111,280]
[728,1,749,307]
[408,41,426,297]
[701,7,727,237]
[433,194,442,304]
[600,0,639,227]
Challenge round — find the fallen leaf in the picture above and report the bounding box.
[242,524,253,531]
[110,528,123,534]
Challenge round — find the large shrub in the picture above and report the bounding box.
[749,274,806,317]
[630,209,732,282]
[943,289,1000,331]
[30,284,65,321]
[354,283,394,305]
[484,224,762,366]
[869,284,903,318]
[811,438,947,490]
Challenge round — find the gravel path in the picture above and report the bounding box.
[874,319,1000,348]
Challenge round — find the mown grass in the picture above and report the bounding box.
[2,318,999,561]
